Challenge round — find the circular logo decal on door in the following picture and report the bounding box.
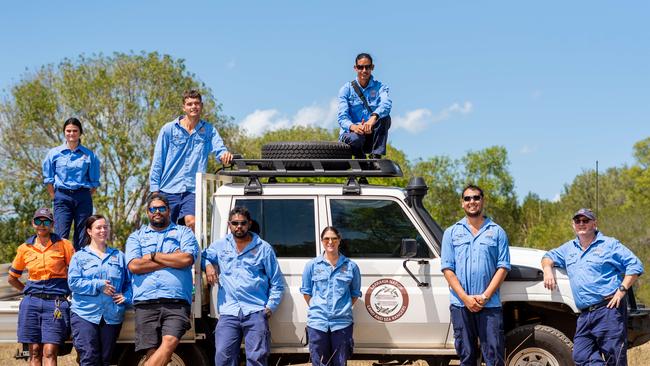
[364,278,409,322]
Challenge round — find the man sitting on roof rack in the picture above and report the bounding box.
[337,52,392,160]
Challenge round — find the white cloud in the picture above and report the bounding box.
[552,193,561,202]
[392,101,473,132]
[520,145,534,154]
[239,100,473,135]
[239,99,338,136]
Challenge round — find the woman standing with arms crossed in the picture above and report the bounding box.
[68,214,131,366]
[300,227,362,366]
[7,207,75,366]
[42,117,101,250]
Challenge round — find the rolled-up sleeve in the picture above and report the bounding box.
[496,228,511,271]
[125,231,142,265]
[42,150,55,185]
[180,228,199,264]
[300,261,313,296]
[440,228,456,272]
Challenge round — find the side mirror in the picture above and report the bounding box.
[400,239,417,258]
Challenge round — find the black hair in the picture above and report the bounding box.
[229,206,252,222]
[147,192,170,208]
[320,226,341,240]
[83,214,107,247]
[355,53,373,65]
[63,117,83,135]
[462,184,484,198]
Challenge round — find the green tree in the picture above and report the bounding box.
[0,52,238,257]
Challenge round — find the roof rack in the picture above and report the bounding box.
[217,158,403,195]
[219,158,403,178]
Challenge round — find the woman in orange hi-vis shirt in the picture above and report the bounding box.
[7,207,75,366]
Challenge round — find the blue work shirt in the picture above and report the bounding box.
[300,254,362,332]
[337,76,392,138]
[543,231,644,310]
[125,223,198,304]
[440,217,511,308]
[202,233,284,316]
[149,117,228,194]
[42,143,101,190]
[68,246,132,325]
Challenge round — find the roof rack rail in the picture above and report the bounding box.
[218,158,403,178]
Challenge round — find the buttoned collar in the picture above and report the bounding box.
[143,222,177,234]
[79,245,118,260]
[174,116,206,133]
[315,253,349,269]
[572,230,604,251]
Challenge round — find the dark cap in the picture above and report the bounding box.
[33,207,54,221]
[572,208,596,221]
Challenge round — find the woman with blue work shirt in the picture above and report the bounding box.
[68,214,131,366]
[8,207,75,366]
[43,117,101,250]
[300,226,362,366]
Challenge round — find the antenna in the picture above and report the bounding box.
[595,160,599,217]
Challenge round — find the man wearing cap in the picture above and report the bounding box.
[125,193,199,366]
[8,207,75,365]
[441,184,511,366]
[542,208,644,366]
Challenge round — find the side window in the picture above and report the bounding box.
[330,199,433,258]
[233,199,317,257]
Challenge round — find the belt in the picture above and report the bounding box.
[134,298,189,306]
[29,293,68,301]
[56,187,90,194]
[581,298,612,313]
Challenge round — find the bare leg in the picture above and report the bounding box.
[29,343,43,366]
[42,344,59,366]
[184,215,196,232]
[144,335,180,366]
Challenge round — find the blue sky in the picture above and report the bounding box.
[2,1,648,201]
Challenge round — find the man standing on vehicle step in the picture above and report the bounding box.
[149,89,233,232]
[441,184,511,366]
[542,208,643,366]
[125,192,199,366]
[202,206,285,366]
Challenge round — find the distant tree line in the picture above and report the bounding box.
[1,52,647,302]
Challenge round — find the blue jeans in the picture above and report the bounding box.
[215,310,270,366]
[54,188,93,250]
[71,312,122,366]
[307,324,353,366]
[450,305,504,366]
[573,301,628,366]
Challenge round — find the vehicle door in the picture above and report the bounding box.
[326,196,451,349]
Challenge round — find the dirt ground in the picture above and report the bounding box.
[0,342,648,365]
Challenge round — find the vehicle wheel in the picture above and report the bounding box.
[506,324,573,366]
[261,141,352,169]
[118,344,210,366]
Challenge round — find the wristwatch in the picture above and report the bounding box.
[618,285,627,292]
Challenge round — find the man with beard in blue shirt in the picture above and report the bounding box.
[202,207,284,366]
[441,184,511,366]
[542,208,643,366]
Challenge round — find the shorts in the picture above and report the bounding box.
[164,192,196,224]
[133,301,191,352]
[18,295,70,344]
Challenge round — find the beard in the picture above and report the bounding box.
[233,229,249,239]
[150,216,170,228]
[465,209,482,218]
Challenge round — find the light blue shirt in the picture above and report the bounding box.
[441,217,511,308]
[300,254,362,332]
[543,231,644,310]
[149,117,228,194]
[68,246,131,325]
[42,143,101,190]
[337,76,392,138]
[202,233,284,316]
[125,223,198,304]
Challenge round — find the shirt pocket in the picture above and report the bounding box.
[161,237,181,253]
[218,254,235,275]
[312,274,329,298]
[81,261,100,278]
[107,261,123,287]
[49,251,67,277]
[335,272,353,297]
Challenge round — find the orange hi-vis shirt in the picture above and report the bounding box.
[9,233,75,296]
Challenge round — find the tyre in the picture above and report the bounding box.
[118,344,210,366]
[261,141,352,169]
[506,324,573,366]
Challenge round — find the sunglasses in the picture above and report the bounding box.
[322,237,340,243]
[355,64,373,71]
[229,220,248,227]
[34,218,52,226]
[148,206,168,214]
[573,218,592,224]
[463,195,482,202]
